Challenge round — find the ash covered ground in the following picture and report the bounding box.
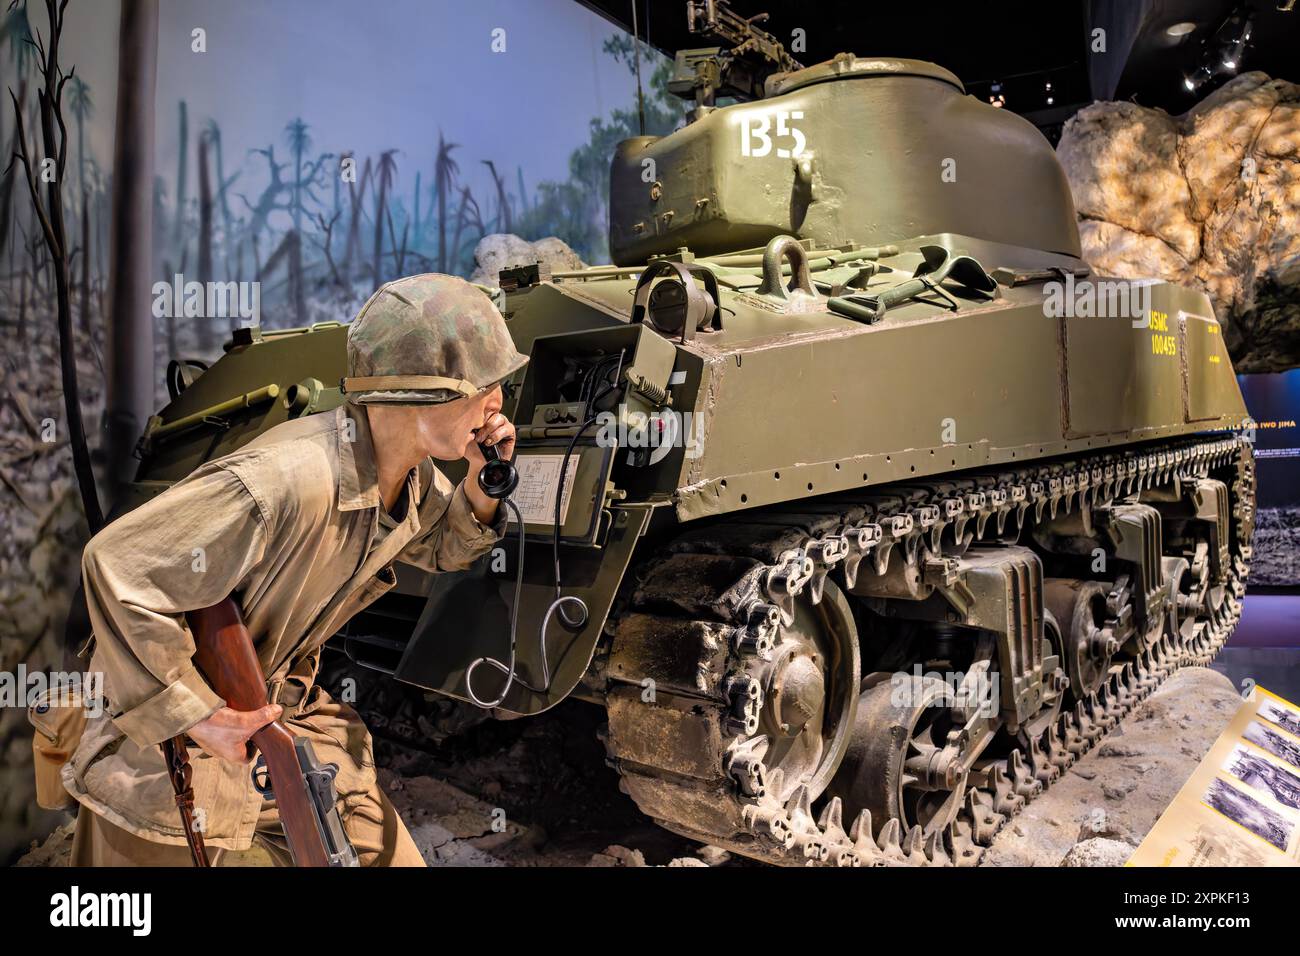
[332,656,733,867]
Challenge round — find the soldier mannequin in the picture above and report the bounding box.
[188,392,514,764]
[66,275,527,866]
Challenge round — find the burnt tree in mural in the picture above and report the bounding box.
[197,126,214,347]
[342,152,370,286]
[285,116,311,237]
[434,133,457,274]
[482,159,511,234]
[204,118,236,241]
[8,0,102,529]
[372,147,397,288]
[0,1,34,263]
[172,98,187,251]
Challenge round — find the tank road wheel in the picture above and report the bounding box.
[1187,542,1227,625]
[755,580,861,797]
[1023,608,1068,740]
[825,674,969,837]
[1161,556,1202,647]
[1044,579,1117,702]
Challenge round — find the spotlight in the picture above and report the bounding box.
[1219,15,1252,74]
[1184,63,1212,92]
[1166,21,1197,37]
[1046,96,1055,105]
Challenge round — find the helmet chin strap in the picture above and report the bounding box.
[339,374,480,400]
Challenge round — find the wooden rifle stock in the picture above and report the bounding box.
[186,598,335,867]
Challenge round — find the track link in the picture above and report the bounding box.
[602,435,1255,866]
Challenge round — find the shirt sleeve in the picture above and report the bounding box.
[81,464,270,747]
[396,461,506,573]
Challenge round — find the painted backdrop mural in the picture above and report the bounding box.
[0,0,672,864]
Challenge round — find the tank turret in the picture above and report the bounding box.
[610,54,1081,266]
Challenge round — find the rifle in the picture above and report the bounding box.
[165,597,359,867]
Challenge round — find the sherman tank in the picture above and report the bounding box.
[125,8,1255,866]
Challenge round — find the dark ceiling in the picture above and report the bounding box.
[1091,0,1300,107]
[579,0,1299,137]
[578,1,1090,90]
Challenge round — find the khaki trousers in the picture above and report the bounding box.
[70,785,426,867]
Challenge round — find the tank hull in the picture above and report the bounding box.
[129,235,1251,721]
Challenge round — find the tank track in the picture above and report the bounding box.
[602,435,1254,866]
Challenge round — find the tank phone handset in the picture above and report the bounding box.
[464,350,624,708]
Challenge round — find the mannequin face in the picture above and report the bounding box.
[367,385,503,462]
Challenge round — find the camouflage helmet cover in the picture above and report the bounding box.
[343,273,528,405]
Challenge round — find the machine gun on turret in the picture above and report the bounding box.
[668,0,803,116]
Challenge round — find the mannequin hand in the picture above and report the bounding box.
[187,704,282,763]
[465,413,515,524]
[466,412,516,462]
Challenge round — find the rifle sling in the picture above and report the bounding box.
[161,735,210,867]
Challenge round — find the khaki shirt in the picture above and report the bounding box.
[63,405,503,848]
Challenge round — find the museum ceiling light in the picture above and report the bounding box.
[1180,8,1253,95]
[1183,64,1212,91]
[1220,19,1251,73]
